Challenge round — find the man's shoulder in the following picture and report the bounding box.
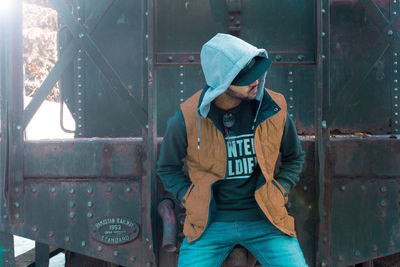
[265,88,286,103]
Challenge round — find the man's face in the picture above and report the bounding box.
[225,79,259,101]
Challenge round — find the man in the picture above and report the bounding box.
[157,33,307,267]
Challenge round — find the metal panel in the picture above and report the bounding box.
[331,179,400,266]
[23,139,145,178]
[0,180,152,266]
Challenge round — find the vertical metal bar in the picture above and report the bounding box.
[0,0,10,223]
[143,0,156,265]
[6,0,24,223]
[0,231,15,266]
[316,0,331,266]
[391,0,400,134]
[35,242,49,267]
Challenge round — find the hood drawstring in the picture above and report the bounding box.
[197,115,201,150]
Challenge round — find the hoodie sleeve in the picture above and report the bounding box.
[275,113,306,193]
[156,109,191,202]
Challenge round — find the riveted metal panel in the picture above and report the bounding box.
[0,180,153,266]
[330,2,394,134]
[331,179,400,266]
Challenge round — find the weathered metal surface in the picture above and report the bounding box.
[0,231,15,266]
[0,180,153,266]
[329,137,400,177]
[331,179,400,266]
[24,139,145,178]
[35,241,49,267]
[51,0,148,128]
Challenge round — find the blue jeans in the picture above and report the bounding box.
[178,220,308,267]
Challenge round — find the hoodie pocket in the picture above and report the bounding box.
[271,179,288,203]
[182,184,195,205]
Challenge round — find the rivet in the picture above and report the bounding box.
[78,66,82,70]
[87,201,93,207]
[274,108,278,112]
[289,105,294,109]
[395,112,399,116]
[146,262,153,267]
[322,120,327,129]
[50,187,56,193]
[69,188,75,194]
[107,186,112,192]
[180,90,184,93]
[395,80,398,83]
[97,246,103,252]
[361,185,366,191]
[78,74,82,78]
[289,97,294,101]
[2,214,7,219]
[275,55,282,61]
[289,88,293,92]
[289,80,294,83]
[81,241,86,247]
[394,11,397,15]
[78,124,82,128]
[188,56,195,62]
[87,212,93,218]
[77,17,81,21]
[77,58,82,62]
[372,245,378,252]
[321,261,327,267]
[48,231,54,237]
[354,250,360,257]
[395,70,398,73]
[87,187,93,194]
[180,98,184,102]
[395,96,399,99]
[337,255,344,262]
[16,125,21,130]
[31,187,37,193]
[297,55,304,61]
[235,20,241,26]
[145,11,148,16]
[340,185,346,191]
[323,236,328,242]
[321,55,326,59]
[15,213,20,219]
[396,104,399,107]
[69,201,75,208]
[78,33,84,39]
[395,88,399,91]
[395,61,398,65]
[65,236,70,242]
[180,81,184,85]
[145,56,149,61]
[388,30,394,36]
[289,71,293,75]
[78,100,82,103]
[395,120,399,124]
[130,256,136,262]
[322,8,326,13]
[78,116,82,120]
[389,241,395,248]
[381,211,386,217]
[126,187,132,192]
[303,185,308,191]
[145,34,149,39]
[14,187,19,193]
[146,237,150,242]
[32,225,38,232]
[290,114,294,117]
[78,49,82,53]
[69,212,75,218]
[78,108,82,111]
[380,200,387,207]
[15,202,20,208]
[322,32,326,37]
[167,56,173,62]
[395,53,398,57]
[113,250,119,256]
[380,186,387,192]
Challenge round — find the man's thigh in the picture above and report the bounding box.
[238,220,308,267]
[178,222,236,267]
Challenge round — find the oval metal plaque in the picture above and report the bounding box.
[92,216,139,245]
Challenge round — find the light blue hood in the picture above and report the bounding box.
[198,33,270,118]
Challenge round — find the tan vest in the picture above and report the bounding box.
[180,88,296,242]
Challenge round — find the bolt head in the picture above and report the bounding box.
[380,186,387,193]
[87,201,93,207]
[97,246,103,252]
[113,250,119,256]
[87,212,93,218]
[32,226,38,232]
[126,187,132,192]
[167,56,173,62]
[275,55,282,61]
[130,256,136,262]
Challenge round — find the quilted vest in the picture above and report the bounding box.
[180,88,296,243]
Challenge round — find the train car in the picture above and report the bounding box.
[1,0,400,266]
